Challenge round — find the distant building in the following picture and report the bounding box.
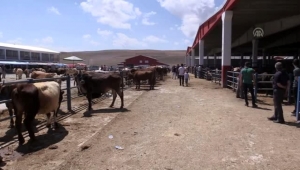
[122,55,168,68]
[0,42,59,62]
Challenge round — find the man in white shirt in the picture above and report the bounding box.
[178,64,185,86]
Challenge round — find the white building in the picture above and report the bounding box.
[0,42,59,62]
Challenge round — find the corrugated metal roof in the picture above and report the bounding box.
[0,42,59,53]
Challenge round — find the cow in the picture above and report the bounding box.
[57,68,67,75]
[31,71,63,86]
[11,81,64,145]
[66,68,78,77]
[0,84,17,128]
[128,69,156,90]
[13,68,23,80]
[23,69,30,78]
[75,71,124,111]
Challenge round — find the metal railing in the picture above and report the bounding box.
[227,71,239,91]
[211,70,221,85]
[0,76,72,122]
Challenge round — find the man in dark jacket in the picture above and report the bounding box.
[268,62,289,124]
[291,59,300,116]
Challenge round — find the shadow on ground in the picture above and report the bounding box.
[83,108,130,117]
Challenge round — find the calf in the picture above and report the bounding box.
[13,68,23,80]
[11,81,64,145]
[75,71,124,111]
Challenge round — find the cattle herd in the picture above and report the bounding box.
[0,66,170,146]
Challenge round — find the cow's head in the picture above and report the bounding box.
[75,71,89,95]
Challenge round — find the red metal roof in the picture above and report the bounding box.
[186,0,238,55]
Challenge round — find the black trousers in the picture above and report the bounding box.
[243,83,255,105]
[293,87,298,112]
[178,75,184,85]
[273,88,285,121]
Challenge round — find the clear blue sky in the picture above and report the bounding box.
[0,0,225,52]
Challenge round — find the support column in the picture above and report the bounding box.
[4,49,6,60]
[188,55,191,66]
[214,53,217,68]
[252,39,258,67]
[185,56,188,66]
[191,49,195,66]
[18,51,20,60]
[262,49,266,67]
[199,40,204,66]
[221,10,233,88]
[40,53,42,61]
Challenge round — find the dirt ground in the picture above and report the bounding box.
[2,74,300,170]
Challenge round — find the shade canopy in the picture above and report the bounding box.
[63,56,83,61]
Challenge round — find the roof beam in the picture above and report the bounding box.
[232,14,300,48]
[265,29,300,48]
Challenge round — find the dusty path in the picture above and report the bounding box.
[54,76,300,170]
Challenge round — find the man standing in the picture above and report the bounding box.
[240,62,257,107]
[178,64,185,86]
[291,59,300,116]
[268,62,289,124]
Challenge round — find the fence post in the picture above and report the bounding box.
[254,73,258,102]
[66,75,72,111]
[297,77,300,122]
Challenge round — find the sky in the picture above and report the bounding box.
[0,0,226,52]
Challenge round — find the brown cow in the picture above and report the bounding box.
[128,69,156,90]
[75,71,124,111]
[23,69,30,78]
[31,71,63,86]
[11,81,64,145]
[13,68,23,80]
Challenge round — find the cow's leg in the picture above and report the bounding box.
[115,89,124,109]
[23,113,36,142]
[109,90,117,108]
[53,111,58,129]
[8,108,14,128]
[46,113,51,128]
[87,93,92,111]
[15,111,25,145]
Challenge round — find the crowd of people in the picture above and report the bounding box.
[171,60,300,124]
[237,60,300,124]
[171,64,190,87]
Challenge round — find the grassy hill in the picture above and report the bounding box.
[59,50,186,67]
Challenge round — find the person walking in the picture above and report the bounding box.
[291,59,300,116]
[178,64,185,86]
[2,66,6,79]
[184,70,190,86]
[172,65,177,79]
[240,62,258,108]
[268,62,289,124]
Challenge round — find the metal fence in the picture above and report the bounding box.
[226,72,294,103]
[0,76,72,122]
[0,71,134,122]
[211,70,221,85]
[227,71,239,90]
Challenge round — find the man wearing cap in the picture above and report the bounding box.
[268,62,289,124]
